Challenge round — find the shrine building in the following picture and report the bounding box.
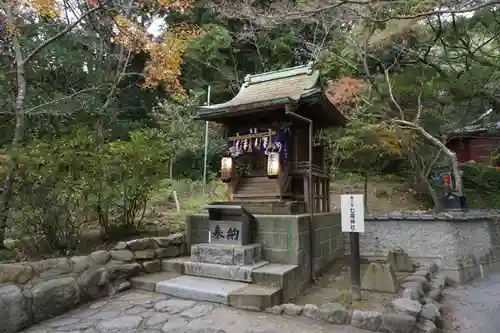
[157,62,348,309]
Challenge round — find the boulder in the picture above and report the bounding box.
[301,304,321,320]
[423,298,443,314]
[282,303,302,316]
[264,305,283,315]
[392,298,422,317]
[133,250,156,260]
[114,242,128,250]
[71,256,94,274]
[117,281,131,292]
[109,250,134,262]
[0,284,29,333]
[428,288,442,302]
[151,237,174,248]
[31,277,80,322]
[404,275,431,290]
[421,303,443,328]
[378,312,416,333]
[165,233,184,245]
[156,247,181,259]
[361,263,399,293]
[90,251,111,265]
[401,281,424,301]
[431,274,446,290]
[350,310,383,332]
[387,248,414,272]
[319,302,349,324]
[106,262,141,280]
[413,270,432,281]
[36,258,72,279]
[126,238,156,251]
[414,319,437,333]
[0,263,35,284]
[402,288,420,301]
[77,267,109,302]
[142,260,161,273]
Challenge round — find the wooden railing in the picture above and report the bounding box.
[228,165,242,196]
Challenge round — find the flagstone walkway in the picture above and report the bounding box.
[21,290,369,333]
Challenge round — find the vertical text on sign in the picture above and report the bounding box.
[341,194,365,233]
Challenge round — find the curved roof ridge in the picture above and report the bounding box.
[243,61,314,87]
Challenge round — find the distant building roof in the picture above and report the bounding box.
[197,62,345,126]
[450,109,500,137]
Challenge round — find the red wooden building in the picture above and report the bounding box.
[446,122,500,165]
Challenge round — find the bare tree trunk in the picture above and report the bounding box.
[394,120,463,196]
[0,6,26,249]
[169,159,174,180]
[363,171,368,212]
[0,3,103,249]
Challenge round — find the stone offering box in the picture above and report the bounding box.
[205,205,252,245]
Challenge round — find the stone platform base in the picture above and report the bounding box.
[191,243,261,266]
[131,272,281,310]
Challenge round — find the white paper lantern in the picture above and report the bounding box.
[267,152,280,178]
[221,157,233,182]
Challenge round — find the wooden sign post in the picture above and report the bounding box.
[341,194,365,301]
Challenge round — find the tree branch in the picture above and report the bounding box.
[23,5,104,64]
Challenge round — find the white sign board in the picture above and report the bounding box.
[341,194,365,233]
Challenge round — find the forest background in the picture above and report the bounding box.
[1,0,500,257]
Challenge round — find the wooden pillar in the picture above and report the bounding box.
[315,177,320,212]
[326,178,331,212]
[303,175,310,213]
[320,179,325,212]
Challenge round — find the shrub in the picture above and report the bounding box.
[8,128,170,251]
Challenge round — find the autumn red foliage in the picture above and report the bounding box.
[326,77,366,113]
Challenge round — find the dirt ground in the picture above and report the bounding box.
[293,263,409,312]
[329,177,427,213]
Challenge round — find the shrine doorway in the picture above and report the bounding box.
[248,154,267,177]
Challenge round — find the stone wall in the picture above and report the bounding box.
[344,211,500,283]
[0,233,185,333]
[186,212,344,291]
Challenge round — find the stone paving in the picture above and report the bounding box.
[444,272,500,333]
[21,290,370,333]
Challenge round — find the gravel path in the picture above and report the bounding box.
[444,273,500,333]
[21,290,370,333]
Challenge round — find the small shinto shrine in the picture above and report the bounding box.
[154,63,347,310]
[200,61,345,212]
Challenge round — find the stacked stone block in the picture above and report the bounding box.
[0,233,185,333]
[184,243,268,282]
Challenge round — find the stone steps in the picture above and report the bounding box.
[161,258,299,303]
[155,274,281,308]
[130,271,181,291]
[156,275,248,304]
[183,260,269,282]
[162,257,268,283]
[163,257,268,282]
[132,272,282,309]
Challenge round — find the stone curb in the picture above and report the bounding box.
[264,264,449,333]
[0,233,186,333]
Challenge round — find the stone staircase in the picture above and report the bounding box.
[131,243,298,309]
[131,205,300,310]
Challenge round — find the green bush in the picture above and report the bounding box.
[8,128,170,251]
[461,162,500,208]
